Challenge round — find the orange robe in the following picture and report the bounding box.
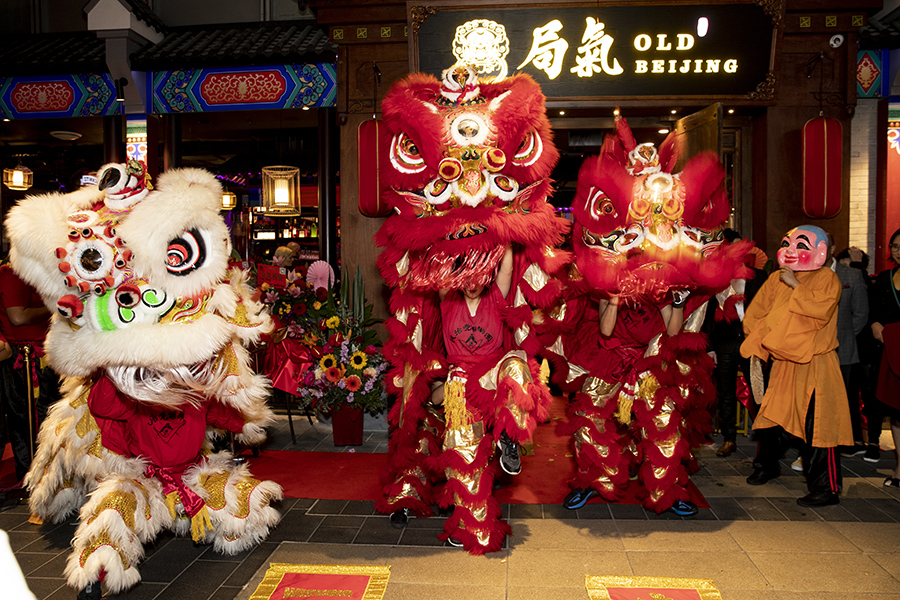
[741,268,852,447]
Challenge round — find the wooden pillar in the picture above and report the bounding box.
[163,113,182,171]
[318,106,339,273]
[103,115,124,164]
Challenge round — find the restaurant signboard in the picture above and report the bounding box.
[412,2,781,101]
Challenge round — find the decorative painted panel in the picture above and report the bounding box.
[0,73,119,119]
[150,63,336,113]
[857,50,887,98]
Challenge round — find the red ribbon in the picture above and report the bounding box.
[145,462,205,517]
[264,337,312,393]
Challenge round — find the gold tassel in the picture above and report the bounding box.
[165,491,180,520]
[614,393,633,425]
[190,506,213,542]
[443,380,470,431]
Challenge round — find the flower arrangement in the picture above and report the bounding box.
[259,261,388,416]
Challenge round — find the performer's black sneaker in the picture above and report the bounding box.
[863,444,881,463]
[77,583,103,600]
[668,500,698,517]
[563,487,599,510]
[797,491,839,507]
[447,536,464,547]
[389,508,409,529]
[498,431,521,475]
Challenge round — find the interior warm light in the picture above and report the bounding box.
[613,108,620,117]
[3,162,33,191]
[670,109,677,114]
[274,179,289,206]
[658,128,670,134]
[728,108,735,114]
[262,166,301,215]
[559,110,565,116]
[697,17,709,38]
[221,190,237,210]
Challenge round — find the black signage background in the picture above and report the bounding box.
[416,4,774,98]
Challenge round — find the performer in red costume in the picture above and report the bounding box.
[538,111,750,516]
[430,246,527,548]
[373,65,568,555]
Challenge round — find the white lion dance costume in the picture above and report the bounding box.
[373,65,569,553]
[536,115,752,515]
[6,161,282,598]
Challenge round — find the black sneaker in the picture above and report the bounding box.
[498,431,521,475]
[669,500,698,517]
[77,583,103,600]
[563,487,599,510]
[447,536,464,547]
[840,443,866,458]
[863,444,881,463]
[389,507,409,529]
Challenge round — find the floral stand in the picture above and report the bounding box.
[332,405,365,446]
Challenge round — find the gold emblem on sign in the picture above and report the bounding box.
[452,19,510,81]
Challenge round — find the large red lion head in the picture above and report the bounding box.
[375,65,568,293]
[571,115,750,305]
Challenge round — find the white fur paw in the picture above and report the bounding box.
[235,423,266,446]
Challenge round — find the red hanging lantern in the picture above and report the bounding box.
[357,119,390,217]
[801,116,842,219]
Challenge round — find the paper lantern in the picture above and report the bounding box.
[357,119,390,217]
[801,116,842,219]
[261,166,301,216]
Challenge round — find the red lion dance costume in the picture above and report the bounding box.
[538,115,752,515]
[374,65,569,553]
[7,162,282,599]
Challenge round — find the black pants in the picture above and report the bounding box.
[714,349,746,443]
[752,394,842,494]
[0,347,60,481]
[841,363,864,444]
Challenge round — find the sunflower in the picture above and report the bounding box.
[325,316,340,329]
[324,366,343,383]
[349,351,367,369]
[344,375,362,392]
[319,354,337,370]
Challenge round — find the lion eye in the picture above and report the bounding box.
[166,228,207,276]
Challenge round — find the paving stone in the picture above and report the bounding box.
[221,542,278,588]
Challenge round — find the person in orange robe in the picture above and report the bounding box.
[741,224,852,507]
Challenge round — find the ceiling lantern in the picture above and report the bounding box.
[261,166,301,216]
[3,161,33,192]
[221,190,237,210]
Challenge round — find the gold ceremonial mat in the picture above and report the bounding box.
[249,564,391,600]
[586,576,723,600]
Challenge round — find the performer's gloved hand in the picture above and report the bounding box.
[236,422,267,446]
[671,289,690,309]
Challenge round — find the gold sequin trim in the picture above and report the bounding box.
[213,344,241,379]
[233,478,262,519]
[88,491,137,530]
[231,301,251,327]
[70,383,90,408]
[200,471,230,511]
[79,533,130,569]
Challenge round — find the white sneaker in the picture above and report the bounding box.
[791,457,803,472]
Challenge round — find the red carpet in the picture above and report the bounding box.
[246,396,709,508]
